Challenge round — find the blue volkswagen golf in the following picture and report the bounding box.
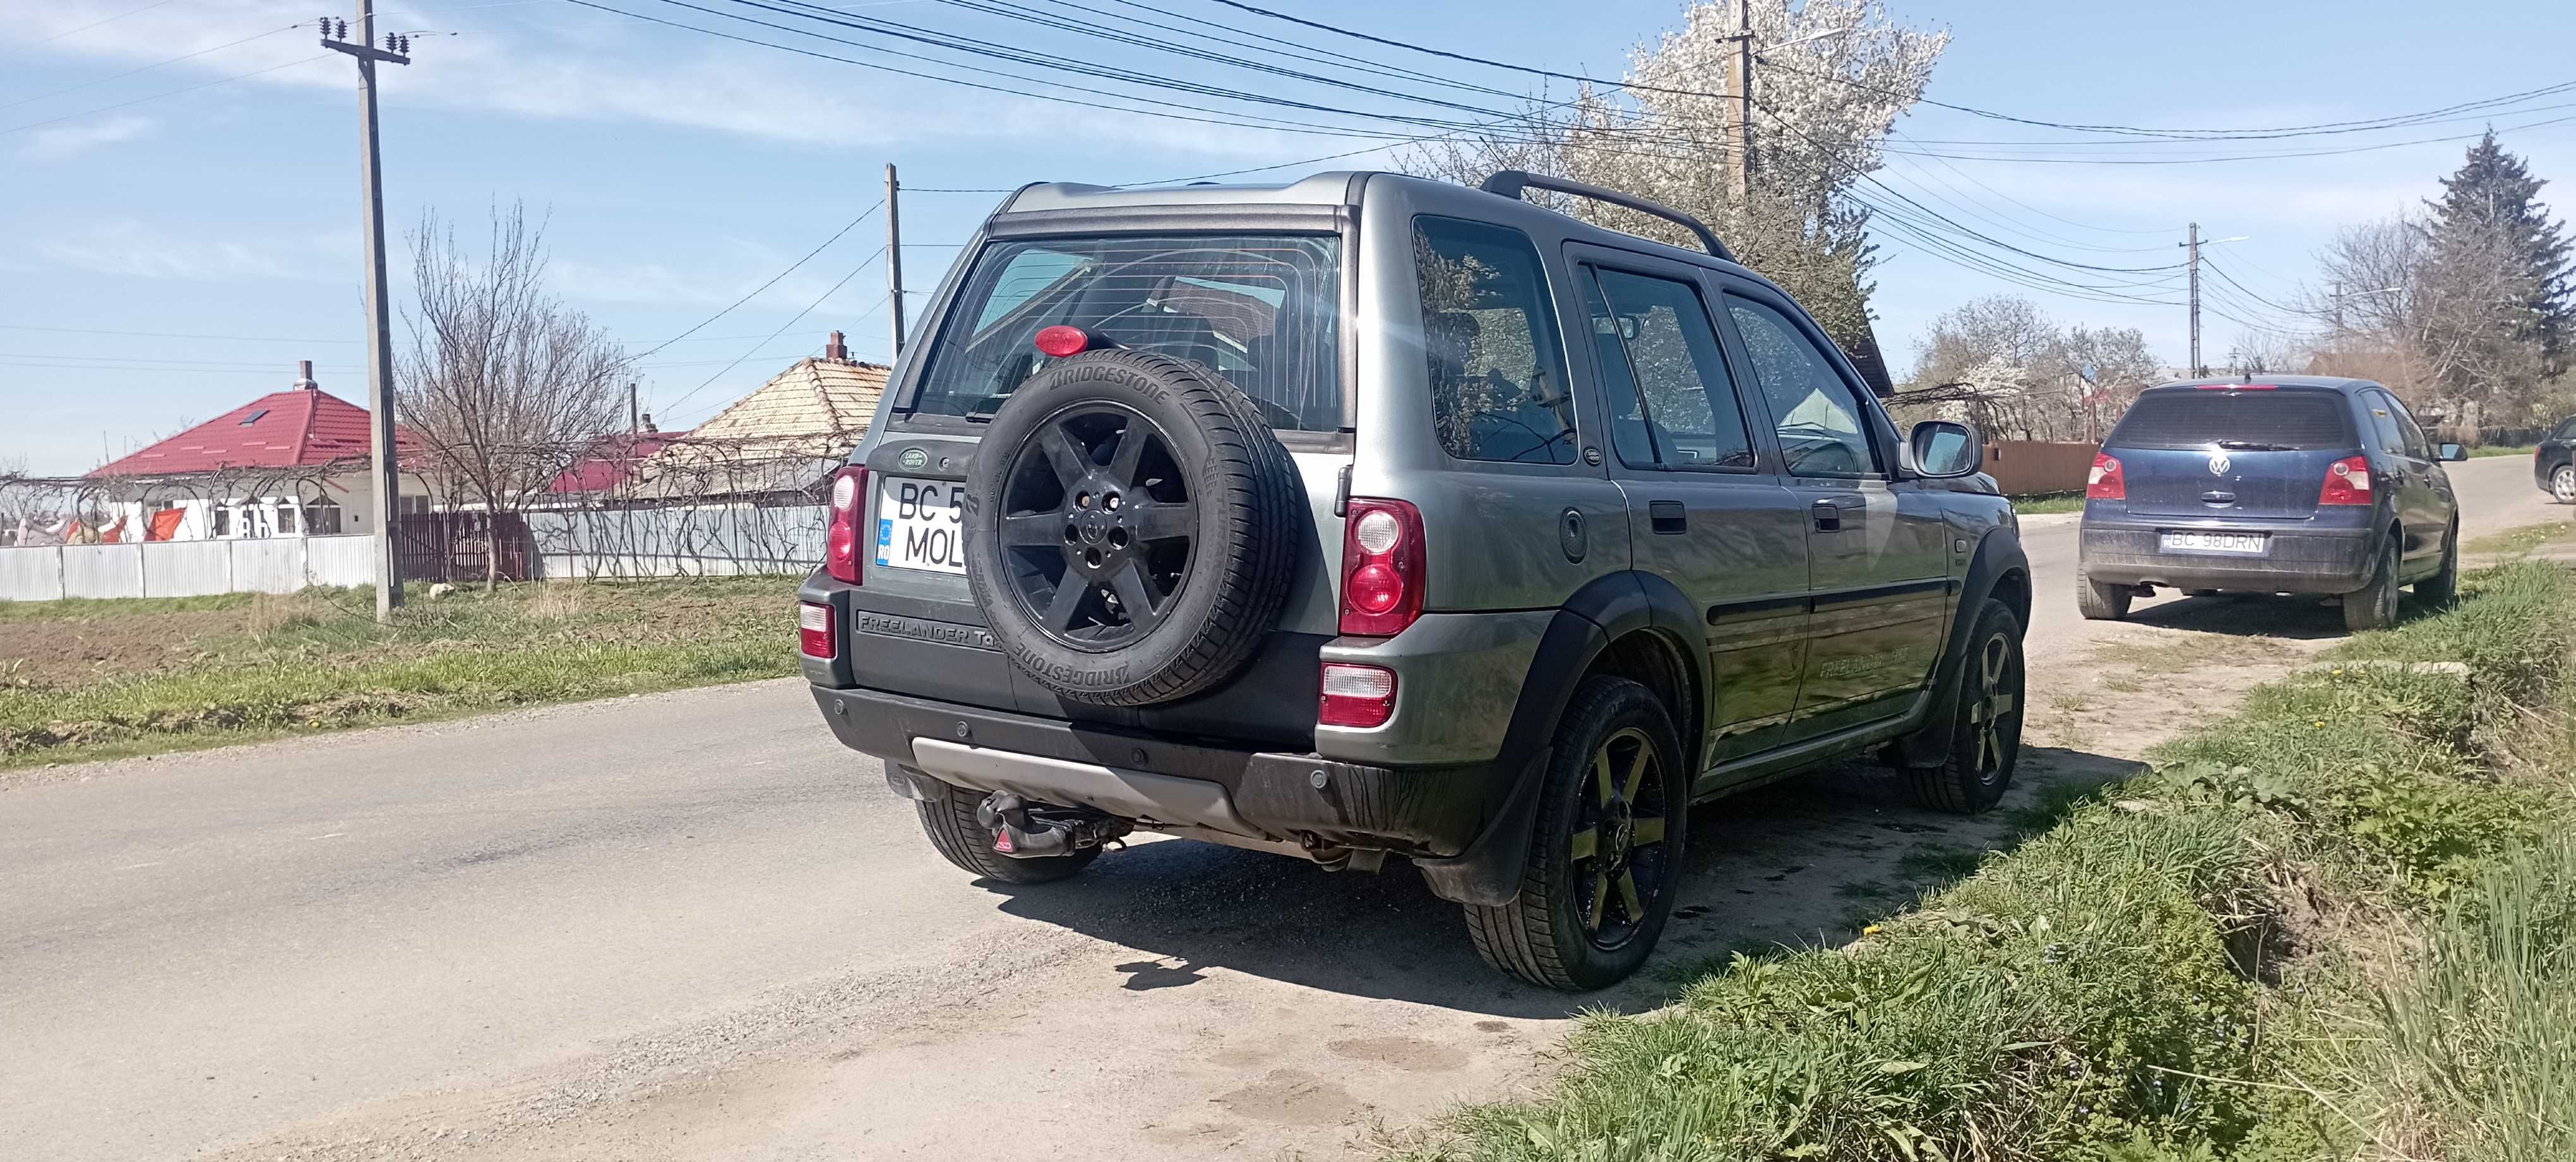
[2077,376,2467,632]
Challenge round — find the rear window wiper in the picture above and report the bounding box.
[2211,440,2296,451]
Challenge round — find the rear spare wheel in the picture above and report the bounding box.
[964,349,1303,705]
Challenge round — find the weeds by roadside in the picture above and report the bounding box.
[0,577,797,770]
[2012,491,2086,516]
[1396,563,2576,1162]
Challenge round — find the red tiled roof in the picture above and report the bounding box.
[547,431,687,493]
[88,388,420,478]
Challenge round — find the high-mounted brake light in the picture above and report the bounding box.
[1318,663,1397,728]
[2319,455,2373,505]
[825,465,868,583]
[2194,383,2279,390]
[1034,325,1094,358]
[2086,452,2125,501]
[1339,498,1424,636]
[798,601,835,659]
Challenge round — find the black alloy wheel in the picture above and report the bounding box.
[1902,599,2025,815]
[1963,628,2022,789]
[994,403,1196,651]
[1566,726,1676,952]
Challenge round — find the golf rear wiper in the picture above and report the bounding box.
[2212,440,2295,451]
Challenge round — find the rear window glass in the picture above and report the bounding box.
[907,234,1341,430]
[2106,390,2356,451]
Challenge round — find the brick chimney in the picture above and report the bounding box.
[824,330,848,362]
[292,359,318,391]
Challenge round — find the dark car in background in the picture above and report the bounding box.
[2077,376,2466,632]
[2539,416,2576,503]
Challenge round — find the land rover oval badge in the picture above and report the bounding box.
[899,446,929,471]
[2208,453,2231,476]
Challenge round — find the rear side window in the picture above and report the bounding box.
[1585,267,1755,471]
[909,234,1341,430]
[2556,417,2576,441]
[2361,393,2408,454]
[1412,216,1577,465]
[2107,390,2356,451]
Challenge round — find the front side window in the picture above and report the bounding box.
[910,234,1342,431]
[1585,267,1755,470]
[2384,394,2433,458]
[2363,393,2409,455]
[1726,295,1880,477]
[1412,216,1576,465]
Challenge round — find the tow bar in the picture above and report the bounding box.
[974,791,1131,858]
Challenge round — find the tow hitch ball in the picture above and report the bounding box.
[975,791,1130,859]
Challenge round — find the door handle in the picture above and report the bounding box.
[1649,500,1686,535]
[1811,499,1842,533]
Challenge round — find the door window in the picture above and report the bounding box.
[1583,267,1756,471]
[1724,296,1880,477]
[2383,394,2434,458]
[1411,217,1577,465]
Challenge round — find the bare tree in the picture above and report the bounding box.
[399,203,628,589]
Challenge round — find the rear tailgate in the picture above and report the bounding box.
[2106,388,2357,520]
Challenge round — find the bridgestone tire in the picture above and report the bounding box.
[1902,600,2025,815]
[915,780,1099,884]
[2077,570,2132,621]
[964,349,1303,706]
[2342,536,2402,633]
[1465,677,1687,991]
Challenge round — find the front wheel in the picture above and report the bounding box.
[1902,599,2025,815]
[2342,536,2402,633]
[1465,676,1686,991]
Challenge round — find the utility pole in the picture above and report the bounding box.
[627,381,640,434]
[1724,0,1753,206]
[322,4,410,622]
[2183,222,2202,377]
[885,163,907,363]
[2331,280,2341,332]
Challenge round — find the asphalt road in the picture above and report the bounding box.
[1,455,2560,1161]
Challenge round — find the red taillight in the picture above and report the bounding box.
[1034,325,1091,358]
[2086,453,2125,500]
[1339,498,1424,636]
[1318,662,1397,728]
[798,601,835,659]
[2320,455,2373,505]
[825,465,868,584]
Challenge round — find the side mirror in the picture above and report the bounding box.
[1910,421,1983,479]
[2438,443,2468,462]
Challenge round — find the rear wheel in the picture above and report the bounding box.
[916,781,1100,884]
[2077,570,2132,621]
[2342,536,2402,633]
[2552,464,2576,503]
[1903,600,2025,815]
[1465,677,1686,991]
[2414,520,2460,606]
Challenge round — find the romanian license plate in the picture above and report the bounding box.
[874,476,967,574]
[2160,530,2267,554]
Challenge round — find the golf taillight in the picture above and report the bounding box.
[1318,662,1397,728]
[797,601,835,659]
[1339,498,1424,636]
[2086,453,2125,500]
[825,465,868,583]
[2320,455,2373,505]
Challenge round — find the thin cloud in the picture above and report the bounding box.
[15,113,153,159]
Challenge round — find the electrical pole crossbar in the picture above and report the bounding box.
[323,3,408,623]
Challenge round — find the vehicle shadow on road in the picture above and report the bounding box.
[977,744,2143,1016]
[2119,591,2364,639]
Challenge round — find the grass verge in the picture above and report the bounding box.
[0,577,797,770]
[1397,563,2576,1162]
[2012,491,2087,516]
[2464,443,2536,458]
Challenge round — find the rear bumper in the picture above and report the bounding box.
[810,683,1519,858]
[2080,521,2376,593]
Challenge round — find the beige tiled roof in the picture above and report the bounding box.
[635,357,887,497]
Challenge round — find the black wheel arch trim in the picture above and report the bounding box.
[1413,571,1707,907]
[1892,529,2030,769]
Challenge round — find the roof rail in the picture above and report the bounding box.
[1479,170,1732,262]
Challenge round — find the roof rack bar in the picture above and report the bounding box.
[1479,170,1732,262]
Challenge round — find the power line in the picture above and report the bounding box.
[1,25,304,112]
[628,198,883,361]
[0,52,331,136]
[8,0,187,53]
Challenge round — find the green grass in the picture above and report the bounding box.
[2462,519,2576,563]
[2012,491,2087,516]
[1397,561,2576,1162]
[2466,443,2538,458]
[0,576,800,770]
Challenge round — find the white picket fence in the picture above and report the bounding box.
[0,534,380,602]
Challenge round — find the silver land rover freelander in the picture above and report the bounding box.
[798,170,2030,990]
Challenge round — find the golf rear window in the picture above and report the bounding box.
[907,233,1341,431]
[2106,390,2355,450]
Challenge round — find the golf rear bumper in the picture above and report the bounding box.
[2080,522,2375,594]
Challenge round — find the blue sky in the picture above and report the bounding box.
[5,0,2572,475]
